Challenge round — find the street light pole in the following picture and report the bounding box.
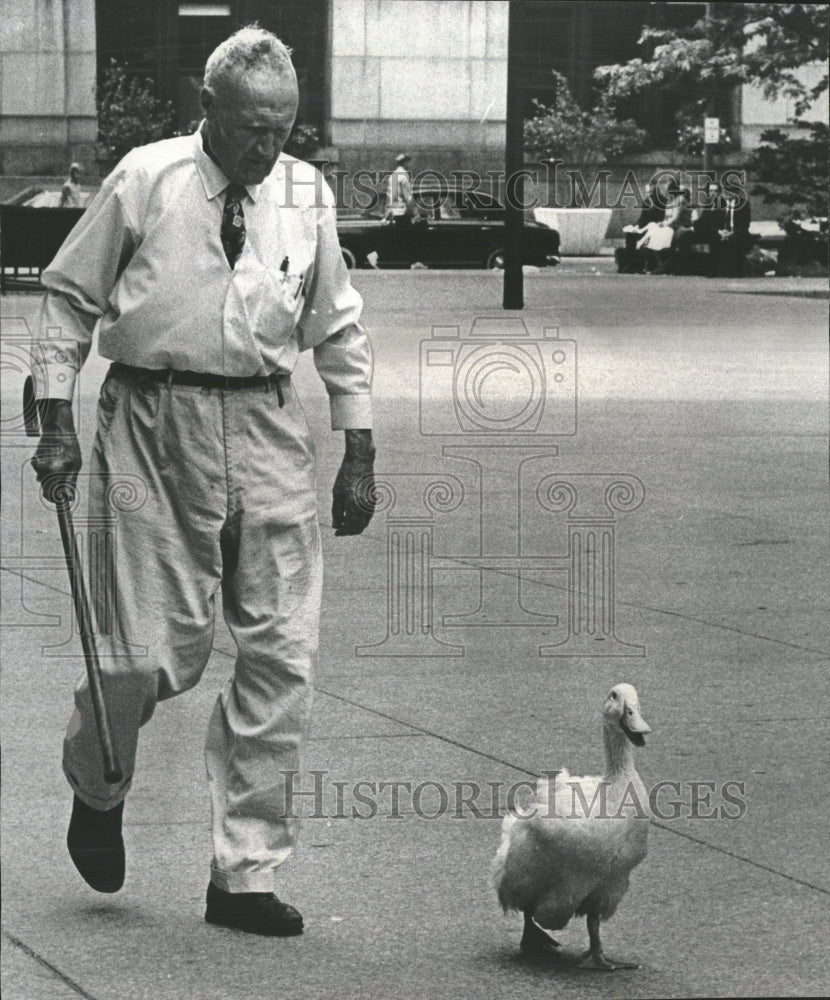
[503,0,524,309]
[703,1,716,176]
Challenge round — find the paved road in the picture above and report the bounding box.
[2,267,828,999]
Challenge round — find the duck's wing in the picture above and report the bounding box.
[493,769,647,924]
[491,771,568,910]
[531,771,648,874]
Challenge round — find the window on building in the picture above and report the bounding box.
[177,3,232,128]
[96,2,160,81]
[178,4,232,75]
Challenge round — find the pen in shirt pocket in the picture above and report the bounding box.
[293,269,307,301]
[278,256,306,302]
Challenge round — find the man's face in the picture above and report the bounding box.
[202,67,299,185]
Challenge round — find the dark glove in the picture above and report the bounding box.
[332,429,376,536]
[31,398,82,503]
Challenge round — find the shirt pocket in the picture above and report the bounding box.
[257,209,318,342]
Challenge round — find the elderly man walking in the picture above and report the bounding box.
[30,26,375,936]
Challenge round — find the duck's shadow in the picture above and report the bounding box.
[484,944,647,980]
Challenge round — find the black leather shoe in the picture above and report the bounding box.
[66,795,125,893]
[205,881,304,936]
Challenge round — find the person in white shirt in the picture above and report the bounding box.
[376,152,425,266]
[30,26,375,937]
[59,162,84,208]
[385,153,418,222]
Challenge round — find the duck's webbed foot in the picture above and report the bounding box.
[579,914,638,971]
[520,913,561,957]
[578,949,639,971]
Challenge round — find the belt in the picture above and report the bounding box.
[108,363,289,404]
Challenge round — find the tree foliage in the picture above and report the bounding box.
[284,123,320,159]
[524,71,648,164]
[97,59,175,164]
[749,121,829,218]
[674,101,733,157]
[595,4,828,117]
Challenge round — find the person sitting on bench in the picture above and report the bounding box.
[638,183,693,275]
[618,179,665,273]
[695,183,752,277]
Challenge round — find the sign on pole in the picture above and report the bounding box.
[704,117,720,145]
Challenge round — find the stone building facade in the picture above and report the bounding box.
[1,0,826,181]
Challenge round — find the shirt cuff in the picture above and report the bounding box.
[330,393,373,430]
[31,343,79,401]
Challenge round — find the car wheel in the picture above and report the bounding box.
[341,247,357,269]
[485,248,506,269]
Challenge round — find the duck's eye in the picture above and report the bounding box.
[611,692,618,700]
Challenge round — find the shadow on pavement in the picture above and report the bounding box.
[718,288,829,299]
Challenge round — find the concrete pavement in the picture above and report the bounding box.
[2,269,828,999]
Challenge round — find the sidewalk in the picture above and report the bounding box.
[2,272,828,999]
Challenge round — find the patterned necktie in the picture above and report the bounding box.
[221,183,247,268]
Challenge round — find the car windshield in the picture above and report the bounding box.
[414,186,502,220]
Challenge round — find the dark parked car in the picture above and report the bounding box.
[336,185,560,270]
[0,203,85,293]
[0,187,95,291]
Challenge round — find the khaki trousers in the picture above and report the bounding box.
[63,371,322,892]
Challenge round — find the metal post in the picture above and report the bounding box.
[703,2,716,175]
[503,0,524,309]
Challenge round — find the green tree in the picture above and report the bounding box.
[674,101,733,157]
[595,3,828,117]
[524,70,647,164]
[749,121,829,218]
[97,59,175,164]
[284,123,320,160]
[595,4,829,210]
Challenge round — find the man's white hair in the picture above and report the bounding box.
[204,25,295,94]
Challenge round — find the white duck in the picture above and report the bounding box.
[492,683,651,971]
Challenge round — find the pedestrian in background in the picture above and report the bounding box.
[30,25,375,937]
[385,152,420,226]
[377,152,426,267]
[59,162,84,207]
